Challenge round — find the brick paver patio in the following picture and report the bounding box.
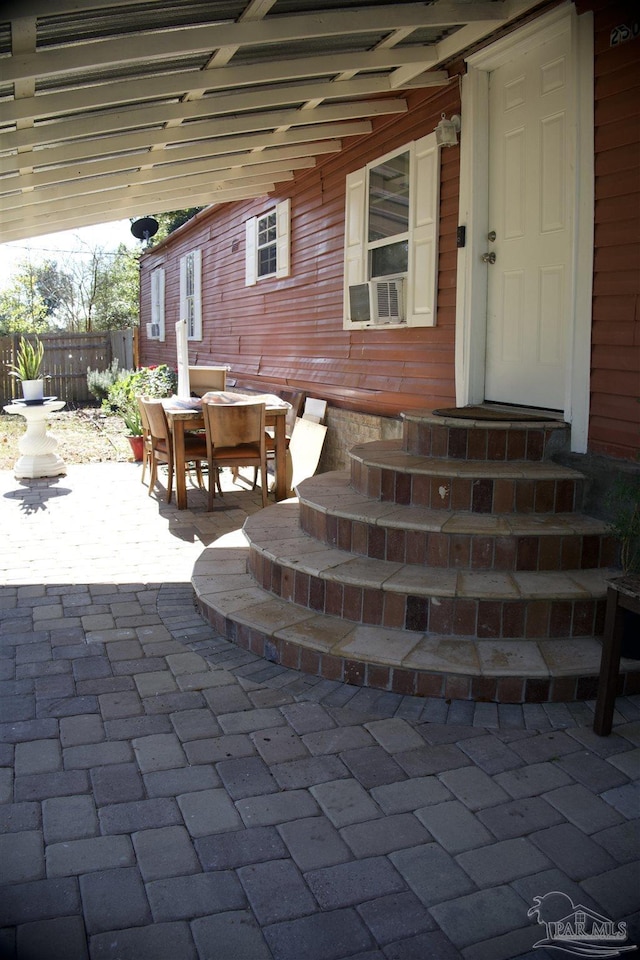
[0,462,638,959]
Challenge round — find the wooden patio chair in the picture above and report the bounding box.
[137,396,153,486]
[243,390,304,493]
[264,389,304,484]
[140,397,207,504]
[188,365,227,396]
[203,400,268,510]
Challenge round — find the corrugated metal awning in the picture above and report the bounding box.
[0,0,540,242]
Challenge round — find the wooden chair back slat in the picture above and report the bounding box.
[202,400,268,508]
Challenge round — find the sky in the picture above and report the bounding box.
[0,219,141,287]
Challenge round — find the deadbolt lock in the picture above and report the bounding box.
[488,231,496,242]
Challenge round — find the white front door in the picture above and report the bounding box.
[484,25,573,409]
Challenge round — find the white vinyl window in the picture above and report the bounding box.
[146,268,165,341]
[245,198,291,285]
[344,133,440,328]
[180,249,202,340]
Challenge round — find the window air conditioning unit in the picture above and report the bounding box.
[146,322,160,338]
[349,277,405,324]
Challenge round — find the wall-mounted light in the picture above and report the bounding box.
[435,113,461,147]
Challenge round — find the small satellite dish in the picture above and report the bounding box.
[131,217,159,242]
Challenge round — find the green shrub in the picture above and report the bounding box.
[104,364,178,436]
[607,471,640,574]
[105,371,141,434]
[133,364,178,398]
[87,359,122,403]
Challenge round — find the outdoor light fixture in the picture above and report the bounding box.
[435,113,461,147]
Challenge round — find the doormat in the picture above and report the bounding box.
[432,406,561,423]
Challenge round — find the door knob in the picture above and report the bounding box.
[481,252,496,264]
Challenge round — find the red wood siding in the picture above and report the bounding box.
[140,1,640,461]
[582,0,640,459]
[140,84,461,418]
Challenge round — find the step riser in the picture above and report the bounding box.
[248,550,606,640]
[195,595,637,705]
[299,503,618,571]
[193,410,630,704]
[403,420,569,461]
[351,461,583,514]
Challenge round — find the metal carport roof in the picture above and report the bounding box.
[0,0,542,242]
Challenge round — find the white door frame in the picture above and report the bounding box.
[454,2,594,452]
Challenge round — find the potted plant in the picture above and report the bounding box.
[8,336,45,402]
[122,402,145,460]
[100,364,177,463]
[116,392,145,462]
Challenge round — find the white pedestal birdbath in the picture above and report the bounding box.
[3,400,67,478]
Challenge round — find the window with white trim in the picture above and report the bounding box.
[146,268,165,341]
[344,133,440,328]
[180,249,202,340]
[245,198,291,285]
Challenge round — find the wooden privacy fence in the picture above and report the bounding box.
[0,329,135,406]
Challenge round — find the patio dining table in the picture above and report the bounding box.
[163,392,290,510]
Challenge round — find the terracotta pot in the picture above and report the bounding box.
[127,435,144,461]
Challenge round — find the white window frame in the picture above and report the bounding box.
[344,132,440,329]
[245,198,290,286]
[148,267,165,341]
[179,249,202,341]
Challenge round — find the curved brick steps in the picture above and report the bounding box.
[190,409,638,703]
[242,502,612,640]
[402,409,570,460]
[297,471,616,571]
[192,529,639,705]
[349,440,585,513]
